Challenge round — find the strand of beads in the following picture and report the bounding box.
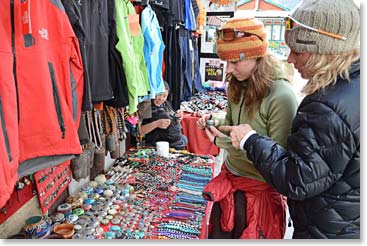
[181,165,212,177]
[179,174,211,183]
[150,230,199,239]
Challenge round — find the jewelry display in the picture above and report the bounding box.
[36,148,214,239]
[34,162,72,213]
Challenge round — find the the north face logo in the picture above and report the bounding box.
[38,28,48,40]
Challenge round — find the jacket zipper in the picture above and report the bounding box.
[98,0,102,26]
[258,228,266,239]
[48,62,66,138]
[237,95,245,125]
[10,0,20,123]
[0,97,12,162]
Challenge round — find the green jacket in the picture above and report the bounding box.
[215,78,298,182]
[115,0,150,114]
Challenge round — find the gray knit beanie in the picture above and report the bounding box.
[285,0,360,54]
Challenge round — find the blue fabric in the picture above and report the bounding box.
[184,0,197,31]
[181,134,188,147]
[193,36,206,93]
[179,29,193,101]
[141,6,166,99]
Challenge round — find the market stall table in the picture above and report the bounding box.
[47,148,214,239]
[180,91,227,156]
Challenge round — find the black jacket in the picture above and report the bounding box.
[61,0,92,111]
[79,0,113,103]
[244,61,360,239]
[104,0,129,108]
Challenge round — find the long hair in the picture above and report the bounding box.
[301,50,360,95]
[227,54,284,118]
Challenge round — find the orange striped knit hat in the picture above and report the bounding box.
[216,17,268,61]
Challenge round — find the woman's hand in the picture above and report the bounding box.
[219,124,254,149]
[196,114,211,130]
[204,126,228,143]
[175,110,184,121]
[156,119,171,129]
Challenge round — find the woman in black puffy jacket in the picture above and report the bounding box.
[213,0,360,239]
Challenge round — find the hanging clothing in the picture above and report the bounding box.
[151,1,170,29]
[79,0,113,103]
[141,5,166,99]
[0,0,19,208]
[151,0,170,10]
[165,27,183,110]
[184,0,197,31]
[7,0,84,177]
[192,36,206,93]
[61,0,92,111]
[115,0,150,114]
[153,0,185,109]
[179,28,194,101]
[169,0,185,26]
[191,0,200,20]
[105,0,129,108]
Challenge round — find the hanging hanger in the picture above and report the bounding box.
[141,0,150,7]
[152,0,163,6]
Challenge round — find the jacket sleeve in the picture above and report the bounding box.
[244,101,357,200]
[59,1,84,127]
[223,98,232,126]
[214,98,234,150]
[62,0,92,111]
[265,87,298,148]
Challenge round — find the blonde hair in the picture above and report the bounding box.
[301,50,360,95]
[227,54,284,118]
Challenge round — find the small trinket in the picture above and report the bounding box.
[101,219,110,225]
[205,119,215,127]
[103,189,113,197]
[108,209,117,216]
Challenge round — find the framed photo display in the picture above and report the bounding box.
[199,57,227,91]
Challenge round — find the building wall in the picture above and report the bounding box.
[258,1,284,10]
[238,0,284,11]
[239,1,256,9]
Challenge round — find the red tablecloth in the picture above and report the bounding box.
[181,113,220,156]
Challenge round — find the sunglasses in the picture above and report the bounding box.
[284,16,346,41]
[215,28,264,42]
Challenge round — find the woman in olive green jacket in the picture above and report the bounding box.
[197,17,298,239]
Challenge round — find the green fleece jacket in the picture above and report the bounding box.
[115,0,150,114]
[214,78,298,182]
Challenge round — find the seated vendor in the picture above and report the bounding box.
[141,81,188,150]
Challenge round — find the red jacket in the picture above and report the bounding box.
[203,165,287,239]
[0,0,19,208]
[0,0,84,206]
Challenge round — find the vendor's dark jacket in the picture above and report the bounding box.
[142,101,183,148]
[244,60,360,239]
